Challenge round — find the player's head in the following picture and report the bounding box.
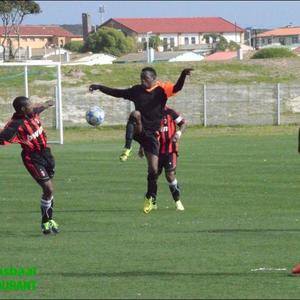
[140,67,157,88]
[13,96,33,115]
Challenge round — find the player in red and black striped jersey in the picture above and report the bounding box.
[0,96,59,235]
[139,106,187,211]
[89,67,192,213]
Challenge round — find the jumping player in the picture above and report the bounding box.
[0,96,59,234]
[89,67,192,213]
[139,106,187,212]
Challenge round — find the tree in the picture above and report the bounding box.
[148,35,162,50]
[84,27,136,57]
[228,40,240,51]
[215,35,228,51]
[0,0,41,61]
[203,33,229,52]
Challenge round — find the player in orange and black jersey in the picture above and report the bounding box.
[0,96,59,235]
[89,67,192,213]
[139,106,187,211]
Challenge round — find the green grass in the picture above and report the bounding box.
[1,126,300,299]
[61,60,299,86]
[1,58,300,97]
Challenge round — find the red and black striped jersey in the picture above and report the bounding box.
[0,108,48,152]
[159,107,185,154]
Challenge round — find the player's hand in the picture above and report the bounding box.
[89,84,101,93]
[172,131,182,143]
[181,68,194,76]
[138,147,145,158]
[45,100,54,107]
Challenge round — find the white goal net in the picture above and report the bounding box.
[0,61,63,144]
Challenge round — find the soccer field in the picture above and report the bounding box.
[1,126,300,299]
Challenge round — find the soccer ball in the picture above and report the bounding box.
[86,106,105,126]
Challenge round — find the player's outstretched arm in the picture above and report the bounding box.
[33,100,54,114]
[89,84,132,100]
[173,68,194,93]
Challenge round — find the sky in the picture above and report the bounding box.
[22,1,300,29]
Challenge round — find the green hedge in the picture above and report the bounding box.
[64,41,84,53]
[251,47,297,59]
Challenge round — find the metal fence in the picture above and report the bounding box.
[156,83,300,127]
[1,82,300,127]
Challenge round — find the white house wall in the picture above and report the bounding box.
[137,32,243,47]
[158,33,179,47]
[223,32,241,43]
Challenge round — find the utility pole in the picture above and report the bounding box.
[146,31,152,63]
[235,21,237,42]
[99,5,105,25]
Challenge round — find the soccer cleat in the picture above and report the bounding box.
[119,148,132,162]
[152,203,158,210]
[175,200,185,211]
[143,196,154,214]
[292,263,300,274]
[151,198,158,210]
[49,219,59,234]
[41,221,51,235]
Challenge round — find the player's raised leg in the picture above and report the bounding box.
[120,110,142,162]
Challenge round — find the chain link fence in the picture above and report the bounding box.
[1,81,300,128]
[68,83,299,127]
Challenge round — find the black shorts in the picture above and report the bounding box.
[158,152,178,175]
[134,129,160,156]
[21,147,55,183]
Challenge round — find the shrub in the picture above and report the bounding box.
[251,47,297,59]
[228,41,240,51]
[64,41,84,53]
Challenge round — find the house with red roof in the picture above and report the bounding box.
[256,27,300,47]
[101,17,244,51]
[0,25,82,50]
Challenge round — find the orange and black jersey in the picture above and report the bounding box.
[159,107,185,154]
[0,108,48,153]
[98,81,176,131]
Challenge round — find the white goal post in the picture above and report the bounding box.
[0,61,63,144]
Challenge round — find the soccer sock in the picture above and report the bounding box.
[40,196,53,223]
[146,172,158,200]
[169,179,181,202]
[124,116,136,149]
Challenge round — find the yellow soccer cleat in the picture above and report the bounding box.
[175,200,185,211]
[143,196,154,214]
[119,148,132,162]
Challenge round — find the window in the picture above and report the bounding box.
[268,38,272,44]
[279,38,285,45]
[170,37,175,48]
[184,37,189,45]
[292,36,299,43]
[191,37,196,44]
[163,38,168,50]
